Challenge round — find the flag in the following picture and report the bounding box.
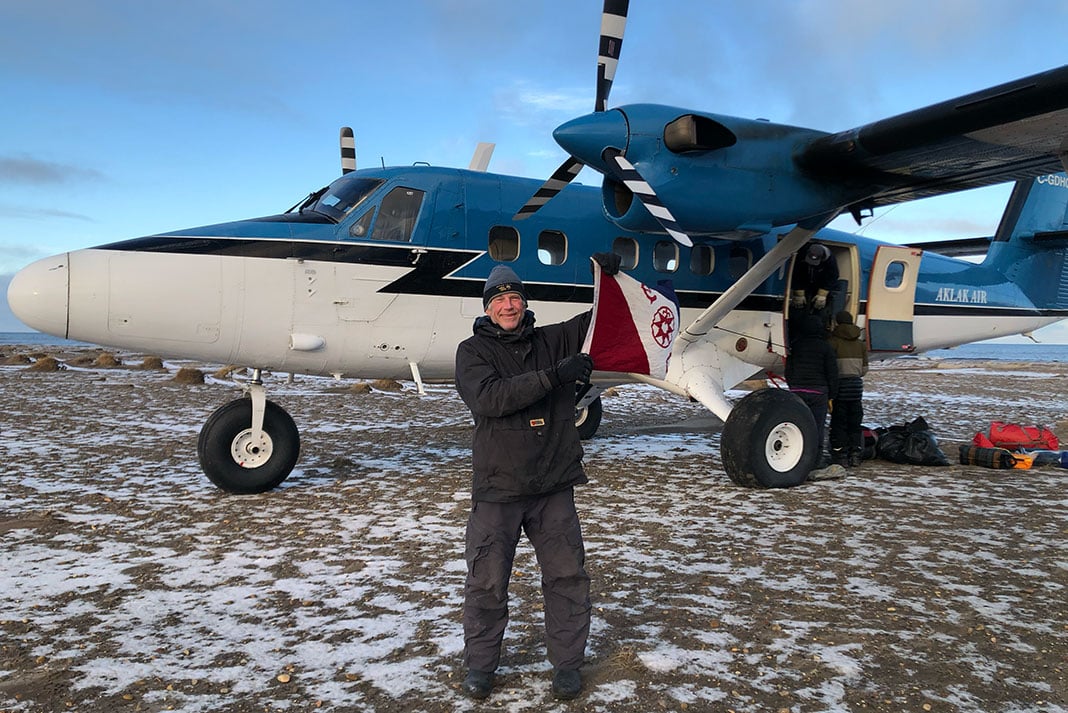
[582,261,680,379]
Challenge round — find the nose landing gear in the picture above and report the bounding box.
[197,369,301,494]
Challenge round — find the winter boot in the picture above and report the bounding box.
[847,449,862,468]
[552,668,582,700]
[830,448,849,466]
[462,670,494,700]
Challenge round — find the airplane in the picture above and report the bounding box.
[7,2,1068,495]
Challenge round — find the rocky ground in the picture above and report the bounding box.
[1,345,1066,713]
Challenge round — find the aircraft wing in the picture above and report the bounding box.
[798,65,1068,213]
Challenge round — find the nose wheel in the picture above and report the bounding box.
[197,397,300,493]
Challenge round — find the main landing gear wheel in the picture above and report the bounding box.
[197,398,300,494]
[575,396,603,440]
[721,388,817,488]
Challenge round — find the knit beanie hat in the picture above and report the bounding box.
[835,310,854,325]
[805,244,831,265]
[482,264,527,308]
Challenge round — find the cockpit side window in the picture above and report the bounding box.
[303,176,384,222]
[348,208,375,238]
[371,187,425,243]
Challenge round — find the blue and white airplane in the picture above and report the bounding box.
[8,1,1068,494]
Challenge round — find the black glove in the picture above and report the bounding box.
[591,251,622,276]
[550,353,593,387]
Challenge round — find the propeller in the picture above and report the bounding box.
[513,0,629,220]
[513,1,692,247]
[340,127,356,174]
[605,150,692,247]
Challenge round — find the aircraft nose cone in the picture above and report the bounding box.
[553,109,629,170]
[7,254,70,337]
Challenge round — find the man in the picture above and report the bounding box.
[790,243,839,319]
[827,310,868,467]
[454,257,617,701]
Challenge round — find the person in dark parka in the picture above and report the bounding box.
[784,313,839,465]
[827,310,868,467]
[791,243,840,322]
[454,261,606,702]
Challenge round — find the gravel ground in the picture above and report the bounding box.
[1,346,1066,713]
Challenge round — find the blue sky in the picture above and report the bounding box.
[2,0,1067,342]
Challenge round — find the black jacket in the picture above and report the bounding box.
[785,317,839,399]
[791,256,840,297]
[455,310,592,502]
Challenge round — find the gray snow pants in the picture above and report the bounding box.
[462,487,591,673]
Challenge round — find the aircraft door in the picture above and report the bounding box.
[428,174,466,246]
[784,242,858,341]
[866,246,922,352]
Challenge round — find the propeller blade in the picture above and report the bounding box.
[340,127,356,174]
[607,151,693,247]
[468,142,495,172]
[515,0,629,219]
[596,0,629,112]
[512,157,584,220]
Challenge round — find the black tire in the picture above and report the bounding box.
[575,396,603,440]
[197,398,300,494]
[721,388,817,488]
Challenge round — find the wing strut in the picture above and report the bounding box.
[671,212,840,421]
[679,212,840,342]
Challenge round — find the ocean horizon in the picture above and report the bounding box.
[3,331,1066,363]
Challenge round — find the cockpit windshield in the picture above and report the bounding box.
[290,175,384,222]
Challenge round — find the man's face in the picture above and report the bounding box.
[485,292,525,332]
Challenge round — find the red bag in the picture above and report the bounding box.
[980,421,1059,450]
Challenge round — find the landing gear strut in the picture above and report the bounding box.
[197,369,300,493]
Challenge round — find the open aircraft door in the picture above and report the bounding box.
[866,246,923,352]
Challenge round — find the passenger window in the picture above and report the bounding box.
[690,244,714,275]
[348,208,375,238]
[612,237,638,269]
[884,261,906,289]
[539,230,567,266]
[370,187,425,242]
[488,226,519,261]
[728,247,751,279]
[653,240,678,272]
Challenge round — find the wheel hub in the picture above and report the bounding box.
[575,407,588,428]
[764,421,804,472]
[230,429,274,469]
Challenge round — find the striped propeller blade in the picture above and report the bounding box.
[340,127,356,174]
[595,0,629,112]
[512,157,584,220]
[609,152,693,247]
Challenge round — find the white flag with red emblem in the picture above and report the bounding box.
[582,262,680,380]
